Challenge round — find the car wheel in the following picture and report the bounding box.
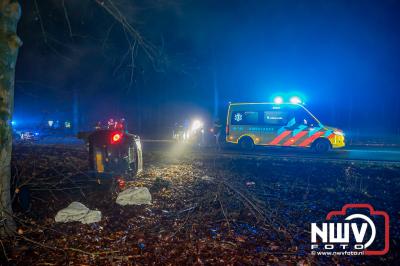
[239,137,254,150]
[312,138,331,153]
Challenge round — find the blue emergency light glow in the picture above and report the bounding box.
[11,120,16,126]
[290,96,302,104]
[274,96,283,104]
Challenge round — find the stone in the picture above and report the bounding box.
[55,202,101,224]
[116,187,152,206]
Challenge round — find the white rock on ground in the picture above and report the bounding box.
[116,187,152,206]
[55,202,102,224]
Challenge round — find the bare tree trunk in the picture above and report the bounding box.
[0,0,22,236]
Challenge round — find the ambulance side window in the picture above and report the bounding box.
[231,111,259,125]
[294,109,318,127]
[263,111,288,126]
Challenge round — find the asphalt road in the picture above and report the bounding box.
[214,147,400,163]
[142,140,400,163]
[26,137,400,163]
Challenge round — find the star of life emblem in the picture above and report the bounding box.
[234,113,243,122]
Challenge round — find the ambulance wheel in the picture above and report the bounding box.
[312,138,331,153]
[239,137,254,150]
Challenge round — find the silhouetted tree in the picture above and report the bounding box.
[0,0,22,235]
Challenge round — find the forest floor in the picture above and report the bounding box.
[2,144,400,265]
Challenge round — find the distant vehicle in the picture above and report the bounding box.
[20,131,40,141]
[226,102,345,152]
[172,119,206,146]
[172,123,187,142]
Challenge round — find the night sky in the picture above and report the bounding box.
[14,0,400,137]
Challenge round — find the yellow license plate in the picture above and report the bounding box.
[95,151,104,173]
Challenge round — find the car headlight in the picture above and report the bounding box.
[334,130,344,136]
[191,119,203,132]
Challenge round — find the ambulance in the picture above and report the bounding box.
[225,100,345,152]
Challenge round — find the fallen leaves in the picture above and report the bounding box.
[3,144,400,265]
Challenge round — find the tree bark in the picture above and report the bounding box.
[0,0,22,236]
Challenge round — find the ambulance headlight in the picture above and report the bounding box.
[290,96,302,104]
[334,130,344,136]
[274,96,283,104]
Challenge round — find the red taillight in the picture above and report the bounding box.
[110,132,123,144]
[117,177,126,189]
[226,125,229,135]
